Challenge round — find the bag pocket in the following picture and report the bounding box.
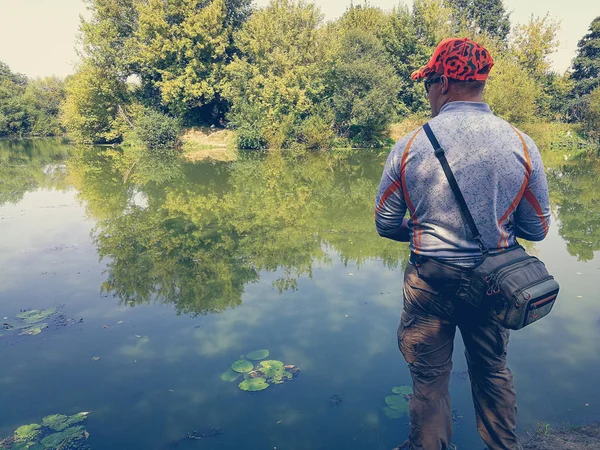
[489,258,560,330]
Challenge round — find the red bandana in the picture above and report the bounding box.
[411,38,494,81]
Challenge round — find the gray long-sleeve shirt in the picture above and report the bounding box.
[375,101,551,265]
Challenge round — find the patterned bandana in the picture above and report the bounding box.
[411,38,494,81]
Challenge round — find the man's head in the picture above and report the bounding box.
[411,38,493,117]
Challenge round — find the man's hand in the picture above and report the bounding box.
[378,217,411,242]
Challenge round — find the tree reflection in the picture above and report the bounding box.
[547,158,600,261]
[69,148,408,315]
[0,138,71,205]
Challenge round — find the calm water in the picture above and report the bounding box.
[1,139,599,449]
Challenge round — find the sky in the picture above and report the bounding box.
[0,0,598,79]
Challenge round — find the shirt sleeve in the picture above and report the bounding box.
[514,137,551,241]
[374,144,408,241]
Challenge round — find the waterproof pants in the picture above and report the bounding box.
[398,258,522,450]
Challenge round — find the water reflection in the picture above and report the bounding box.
[546,159,600,261]
[64,147,408,315]
[0,138,70,206]
[2,141,600,313]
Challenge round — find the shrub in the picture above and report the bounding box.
[134,108,181,153]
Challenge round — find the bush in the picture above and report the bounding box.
[298,108,336,149]
[226,101,268,149]
[134,108,181,153]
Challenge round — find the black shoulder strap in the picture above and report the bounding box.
[422,123,488,255]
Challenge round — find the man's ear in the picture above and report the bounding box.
[440,75,450,96]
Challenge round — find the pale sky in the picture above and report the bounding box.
[0,0,598,79]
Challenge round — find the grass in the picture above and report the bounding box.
[181,126,238,162]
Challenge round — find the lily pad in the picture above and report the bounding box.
[385,395,409,412]
[14,424,42,442]
[392,385,413,396]
[231,360,254,373]
[12,443,44,450]
[19,324,48,336]
[63,412,90,428]
[258,360,284,379]
[220,368,242,382]
[16,308,57,324]
[42,415,69,431]
[40,426,85,449]
[246,349,270,360]
[382,406,406,419]
[239,378,270,392]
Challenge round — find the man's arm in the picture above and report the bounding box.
[514,139,551,241]
[375,148,409,242]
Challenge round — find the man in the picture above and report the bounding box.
[374,38,551,450]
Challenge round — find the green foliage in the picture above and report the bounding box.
[223,0,326,148]
[448,0,511,41]
[130,0,231,118]
[23,77,66,137]
[133,108,181,152]
[79,0,138,73]
[484,54,540,122]
[328,29,400,146]
[61,61,129,144]
[511,14,560,79]
[585,86,600,136]
[571,17,600,97]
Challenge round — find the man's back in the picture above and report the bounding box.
[375,101,551,263]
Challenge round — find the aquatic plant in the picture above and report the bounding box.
[41,415,69,432]
[220,368,242,382]
[16,308,57,324]
[1,412,91,450]
[18,324,48,336]
[391,386,413,397]
[40,426,85,449]
[222,354,300,392]
[381,385,411,419]
[231,360,254,373]
[382,406,405,419]
[245,349,269,360]
[14,424,42,443]
[239,378,270,392]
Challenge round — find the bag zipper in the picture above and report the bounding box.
[503,275,554,325]
[486,257,536,295]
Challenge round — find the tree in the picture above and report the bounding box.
[23,77,66,136]
[129,0,250,122]
[79,0,138,74]
[61,62,129,144]
[223,0,326,148]
[448,0,511,42]
[328,29,401,145]
[0,61,30,137]
[380,5,430,114]
[484,54,540,123]
[571,16,600,97]
[511,14,560,79]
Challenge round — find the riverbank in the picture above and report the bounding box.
[181,127,237,162]
[523,422,600,449]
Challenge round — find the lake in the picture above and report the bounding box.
[1,138,599,450]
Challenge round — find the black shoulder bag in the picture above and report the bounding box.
[422,122,560,330]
